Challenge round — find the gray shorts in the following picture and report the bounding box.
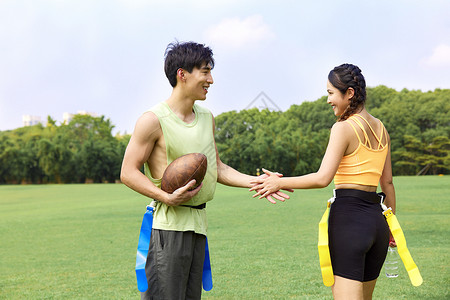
[141,229,206,300]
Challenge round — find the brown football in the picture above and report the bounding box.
[161,153,208,193]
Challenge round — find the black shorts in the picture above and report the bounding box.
[328,189,390,282]
[141,229,206,300]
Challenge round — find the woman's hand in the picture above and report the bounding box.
[389,234,397,247]
[250,168,287,201]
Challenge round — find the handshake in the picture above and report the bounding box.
[250,168,293,204]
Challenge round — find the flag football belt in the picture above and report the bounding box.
[181,203,206,209]
[318,189,423,287]
[135,201,213,292]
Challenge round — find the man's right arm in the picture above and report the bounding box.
[120,112,200,206]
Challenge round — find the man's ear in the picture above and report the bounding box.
[177,68,185,82]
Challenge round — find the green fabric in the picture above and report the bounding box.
[144,102,218,235]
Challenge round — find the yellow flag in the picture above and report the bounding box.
[383,208,423,286]
[318,201,334,286]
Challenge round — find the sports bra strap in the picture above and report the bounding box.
[377,125,387,150]
[350,116,372,148]
[346,121,363,145]
[350,114,387,150]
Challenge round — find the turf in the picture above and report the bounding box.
[0,176,449,299]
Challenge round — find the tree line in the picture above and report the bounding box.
[0,115,130,184]
[215,86,449,177]
[0,86,448,184]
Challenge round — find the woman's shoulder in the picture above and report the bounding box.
[332,119,353,130]
[331,120,355,139]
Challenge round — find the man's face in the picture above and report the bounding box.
[184,63,214,101]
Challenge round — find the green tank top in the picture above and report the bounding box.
[144,102,218,235]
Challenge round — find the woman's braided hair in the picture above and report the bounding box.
[328,63,366,121]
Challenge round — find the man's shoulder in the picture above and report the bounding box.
[134,111,161,135]
[140,110,159,122]
[148,102,170,117]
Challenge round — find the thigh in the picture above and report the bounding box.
[141,229,163,300]
[142,230,200,300]
[331,275,363,300]
[186,234,206,300]
[329,208,373,281]
[364,215,389,281]
[362,279,377,300]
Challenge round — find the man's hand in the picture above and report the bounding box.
[164,180,203,206]
[263,190,292,204]
[251,169,293,204]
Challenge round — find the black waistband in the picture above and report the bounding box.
[335,189,385,204]
[180,203,206,209]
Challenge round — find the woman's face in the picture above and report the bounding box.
[326,80,350,117]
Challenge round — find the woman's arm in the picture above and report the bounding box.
[379,134,396,213]
[379,133,396,246]
[251,121,351,197]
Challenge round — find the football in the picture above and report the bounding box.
[161,153,208,193]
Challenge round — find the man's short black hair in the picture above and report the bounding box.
[164,41,215,87]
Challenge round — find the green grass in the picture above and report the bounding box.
[1,176,449,299]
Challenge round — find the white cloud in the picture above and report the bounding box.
[421,44,450,67]
[204,15,275,50]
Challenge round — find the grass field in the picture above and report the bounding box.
[1,176,449,299]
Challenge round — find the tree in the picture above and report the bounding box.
[0,87,448,183]
[79,134,120,183]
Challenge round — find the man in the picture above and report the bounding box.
[121,41,288,299]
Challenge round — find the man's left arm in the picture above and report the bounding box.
[216,157,255,188]
[212,115,291,203]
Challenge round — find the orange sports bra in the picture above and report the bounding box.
[334,114,389,187]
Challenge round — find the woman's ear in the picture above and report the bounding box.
[346,87,355,100]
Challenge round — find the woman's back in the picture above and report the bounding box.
[334,113,389,188]
[347,113,388,151]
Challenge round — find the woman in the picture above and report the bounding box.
[251,63,396,300]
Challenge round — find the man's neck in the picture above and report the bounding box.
[166,90,196,124]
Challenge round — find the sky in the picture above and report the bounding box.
[1,0,449,135]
